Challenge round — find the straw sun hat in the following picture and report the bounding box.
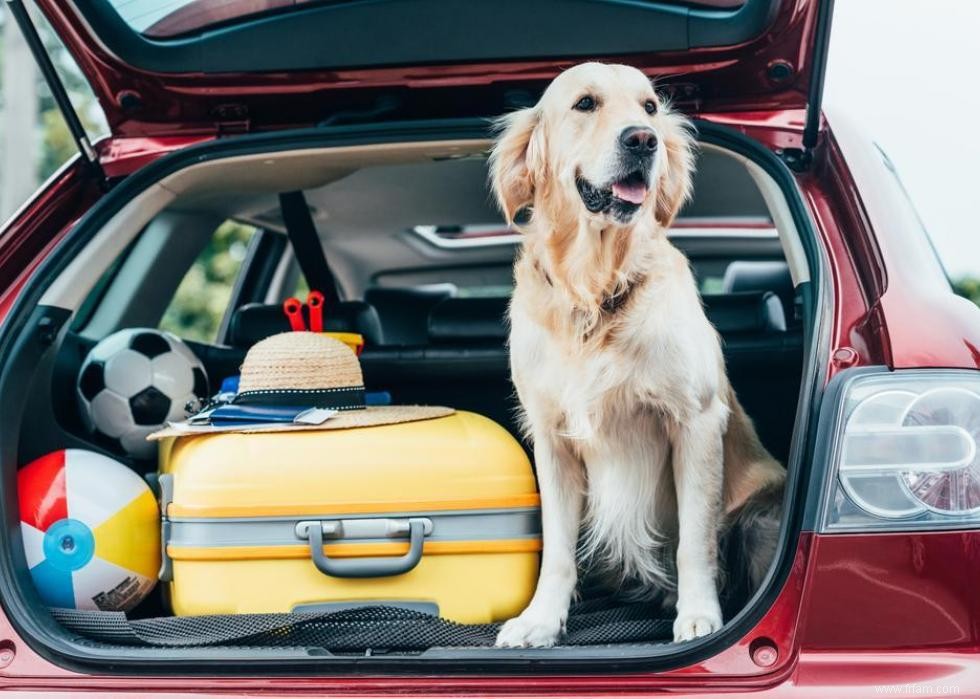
[156,332,452,437]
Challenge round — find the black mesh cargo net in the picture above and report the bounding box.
[51,597,674,650]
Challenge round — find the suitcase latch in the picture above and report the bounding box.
[295,518,432,579]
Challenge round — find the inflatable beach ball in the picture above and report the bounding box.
[18,450,160,611]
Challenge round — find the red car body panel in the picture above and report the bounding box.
[34,0,820,137]
[0,162,101,323]
[824,111,980,372]
[0,103,978,694]
[801,532,980,651]
[98,136,214,178]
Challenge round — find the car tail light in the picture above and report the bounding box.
[821,371,980,532]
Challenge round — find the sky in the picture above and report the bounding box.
[825,0,980,279]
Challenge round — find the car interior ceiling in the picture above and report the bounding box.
[12,138,806,653]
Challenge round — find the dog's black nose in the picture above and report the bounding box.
[619,127,658,154]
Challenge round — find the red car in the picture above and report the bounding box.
[0,0,978,696]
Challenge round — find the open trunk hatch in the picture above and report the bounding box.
[29,0,830,141]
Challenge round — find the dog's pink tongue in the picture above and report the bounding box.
[612,181,647,204]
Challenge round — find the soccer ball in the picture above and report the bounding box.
[77,329,208,459]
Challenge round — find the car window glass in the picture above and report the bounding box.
[159,221,258,343]
[292,273,310,300]
[110,0,746,39]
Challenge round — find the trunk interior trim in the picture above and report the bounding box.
[40,140,491,312]
[0,117,827,675]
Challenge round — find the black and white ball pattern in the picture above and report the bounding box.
[77,329,208,459]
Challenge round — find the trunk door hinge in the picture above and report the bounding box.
[778,147,811,173]
[6,0,108,188]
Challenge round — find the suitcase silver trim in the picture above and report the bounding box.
[166,507,541,548]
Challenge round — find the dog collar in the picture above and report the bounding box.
[601,274,645,315]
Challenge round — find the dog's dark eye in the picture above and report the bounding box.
[644,99,658,115]
[573,95,596,112]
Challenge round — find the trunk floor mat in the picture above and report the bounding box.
[51,597,674,650]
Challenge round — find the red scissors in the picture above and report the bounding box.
[282,290,326,332]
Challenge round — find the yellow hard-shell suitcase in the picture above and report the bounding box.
[158,411,540,624]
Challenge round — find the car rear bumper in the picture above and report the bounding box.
[2,651,976,698]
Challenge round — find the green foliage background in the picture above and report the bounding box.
[0,9,107,182]
[159,221,256,344]
[954,278,980,307]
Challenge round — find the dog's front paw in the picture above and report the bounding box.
[495,608,565,648]
[672,608,723,642]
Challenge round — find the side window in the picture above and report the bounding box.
[292,274,310,300]
[159,221,258,344]
[699,275,726,295]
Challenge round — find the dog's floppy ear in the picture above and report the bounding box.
[654,109,697,228]
[489,107,543,225]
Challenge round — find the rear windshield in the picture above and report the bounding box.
[111,0,309,37]
[110,0,748,38]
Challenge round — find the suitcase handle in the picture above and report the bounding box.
[301,518,428,578]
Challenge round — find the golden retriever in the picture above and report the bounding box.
[490,63,786,647]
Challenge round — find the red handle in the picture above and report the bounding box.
[282,298,306,331]
[307,290,325,333]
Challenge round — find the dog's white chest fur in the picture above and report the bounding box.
[510,258,722,435]
[509,266,724,589]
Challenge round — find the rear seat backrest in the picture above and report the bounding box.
[722,260,795,322]
[365,286,455,346]
[699,291,786,335]
[417,291,794,459]
[362,290,799,463]
[228,301,384,348]
[425,292,785,344]
[427,297,509,344]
